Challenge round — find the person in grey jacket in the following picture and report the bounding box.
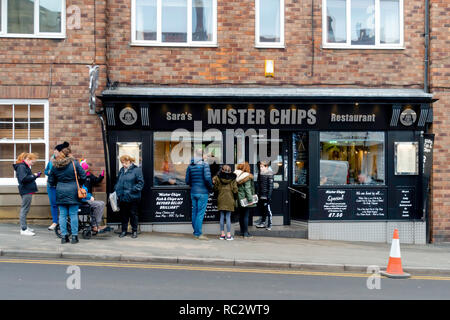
[48,147,86,244]
[114,155,145,239]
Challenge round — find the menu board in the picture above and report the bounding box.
[204,192,219,221]
[396,188,415,219]
[354,190,386,219]
[318,189,351,219]
[152,189,190,222]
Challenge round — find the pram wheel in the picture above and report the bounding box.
[82,229,92,239]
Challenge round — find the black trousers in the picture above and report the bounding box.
[238,207,250,235]
[258,199,273,227]
[120,201,139,233]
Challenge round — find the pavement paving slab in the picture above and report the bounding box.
[1,224,449,275]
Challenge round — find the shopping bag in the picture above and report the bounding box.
[109,191,120,212]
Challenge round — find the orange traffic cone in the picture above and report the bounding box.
[380,229,411,279]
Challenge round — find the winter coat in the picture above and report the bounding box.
[257,169,274,200]
[13,162,38,196]
[234,170,257,208]
[213,171,238,212]
[48,157,87,206]
[44,156,55,187]
[114,164,145,203]
[185,158,213,195]
[84,171,104,194]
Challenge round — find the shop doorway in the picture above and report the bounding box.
[289,132,309,222]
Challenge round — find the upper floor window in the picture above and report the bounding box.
[255,0,284,48]
[322,0,403,49]
[131,0,217,47]
[0,101,49,185]
[0,0,65,38]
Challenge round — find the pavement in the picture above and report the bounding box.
[1,223,450,276]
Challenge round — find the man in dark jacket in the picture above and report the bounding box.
[185,148,213,240]
[256,161,274,230]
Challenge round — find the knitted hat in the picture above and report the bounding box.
[55,141,69,152]
[80,159,89,171]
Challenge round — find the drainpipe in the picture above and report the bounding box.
[424,0,430,93]
[96,110,111,196]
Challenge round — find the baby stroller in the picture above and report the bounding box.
[55,203,98,240]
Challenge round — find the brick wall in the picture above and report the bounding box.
[429,0,450,242]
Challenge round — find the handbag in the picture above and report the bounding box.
[72,161,87,199]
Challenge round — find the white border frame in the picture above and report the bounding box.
[131,0,217,47]
[322,0,404,50]
[0,99,49,186]
[0,0,66,39]
[255,0,285,48]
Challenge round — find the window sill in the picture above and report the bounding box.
[0,34,66,39]
[255,44,285,49]
[322,44,405,50]
[130,41,218,48]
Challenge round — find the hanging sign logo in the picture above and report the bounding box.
[119,107,138,125]
[399,109,417,126]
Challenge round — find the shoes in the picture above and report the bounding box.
[71,235,79,244]
[266,226,272,231]
[119,231,127,238]
[219,235,226,240]
[20,229,35,236]
[226,235,234,241]
[198,235,208,240]
[255,223,266,228]
[61,235,70,244]
[48,223,57,231]
[26,227,34,232]
[132,231,138,239]
[243,233,253,238]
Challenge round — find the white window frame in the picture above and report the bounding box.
[255,0,285,48]
[0,0,66,39]
[0,100,49,186]
[131,0,217,47]
[322,0,404,49]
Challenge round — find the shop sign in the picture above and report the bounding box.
[399,109,417,126]
[354,190,386,218]
[119,107,138,126]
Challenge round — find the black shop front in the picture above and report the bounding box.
[99,88,434,241]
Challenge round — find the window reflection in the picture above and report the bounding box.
[320,132,385,185]
[351,0,375,45]
[259,0,281,43]
[327,0,346,43]
[293,132,308,185]
[380,0,400,44]
[162,0,187,42]
[136,0,157,41]
[192,0,213,41]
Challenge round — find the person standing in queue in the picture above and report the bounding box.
[234,162,256,238]
[13,152,41,236]
[114,155,144,239]
[48,147,86,244]
[185,148,213,240]
[45,142,69,231]
[213,165,238,241]
[256,161,274,230]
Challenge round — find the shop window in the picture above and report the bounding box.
[323,0,403,49]
[153,132,222,186]
[132,0,217,47]
[0,101,48,184]
[116,142,142,172]
[1,0,65,38]
[255,0,284,48]
[320,132,385,186]
[293,132,308,185]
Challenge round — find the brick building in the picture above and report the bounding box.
[0,0,448,243]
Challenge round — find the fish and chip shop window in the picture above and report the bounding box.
[116,142,142,172]
[153,132,222,186]
[320,132,385,186]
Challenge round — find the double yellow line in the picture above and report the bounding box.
[0,258,449,281]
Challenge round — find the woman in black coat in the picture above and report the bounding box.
[114,155,144,239]
[48,147,86,244]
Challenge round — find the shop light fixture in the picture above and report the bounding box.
[265,60,275,77]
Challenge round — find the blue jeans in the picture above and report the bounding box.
[47,185,59,224]
[59,205,79,236]
[191,193,209,237]
[220,211,231,234]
